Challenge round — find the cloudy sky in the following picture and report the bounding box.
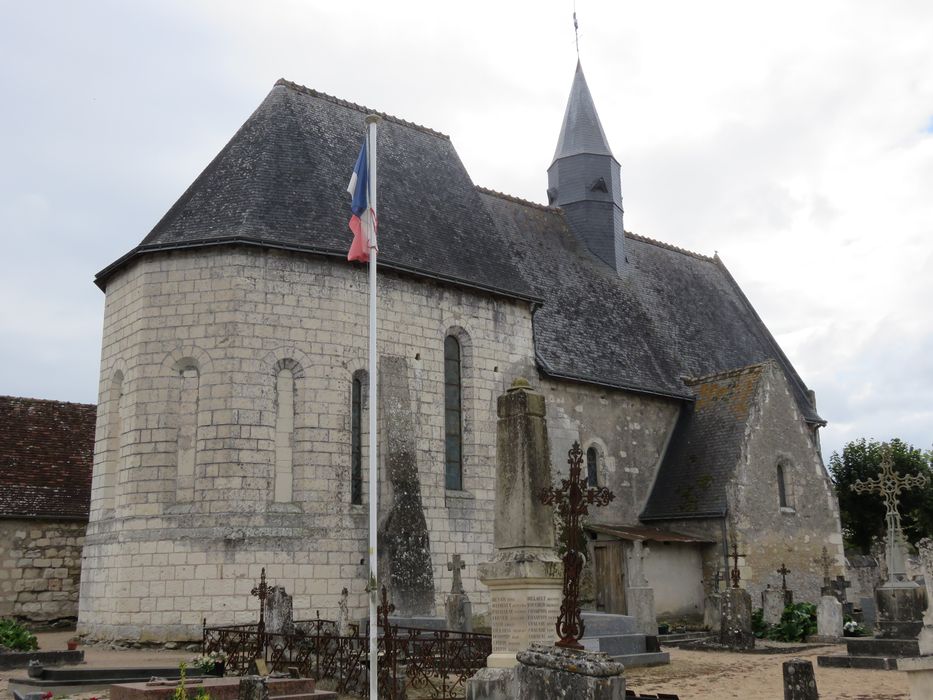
[2,0,932,462]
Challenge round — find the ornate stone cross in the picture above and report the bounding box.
[852,446,928,583]
[540,441,615,649]
[448,553,466,595]
[814,546,834,588]
[777,563,790,591]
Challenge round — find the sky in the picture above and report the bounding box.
[1,0,932,463]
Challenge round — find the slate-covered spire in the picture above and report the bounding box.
[547,61,625,272]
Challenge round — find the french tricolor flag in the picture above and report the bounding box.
[347,139,377,262]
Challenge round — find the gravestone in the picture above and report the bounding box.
[337,587,351,637]
[916,537,933,655]
[516,643,625,700]
[264,586,293,635]
[762,585,786,626]
[625,541,657,636]
[476,379,562,668]
[720,588,754,650]
[720,540,754,650]
[445,553,473,632]
[782,659,818,700]
[816,595,843,640]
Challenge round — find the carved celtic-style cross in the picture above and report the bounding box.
[814,546,833,587]
[852,446,928,538]
[448,553,466,595]
[730,540,743,589]
[540,441,615,649]
[775,563,790,591]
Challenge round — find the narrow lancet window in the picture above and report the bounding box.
[586,446,599,488]
[777,463,788,508]
[351,373,363,505]
[274,367,295,503]
[444,336,463,490]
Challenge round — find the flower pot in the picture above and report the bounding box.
[67,641,78,651]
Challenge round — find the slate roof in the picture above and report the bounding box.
[638,364,766,520]
[97,80,537,302]
[477,190,822,424]
[552,61,614,164]
[0,396,96,519]
[96,77,822,435]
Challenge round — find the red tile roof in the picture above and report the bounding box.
[0,396,96,519]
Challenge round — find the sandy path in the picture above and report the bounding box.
[1,633,912,699]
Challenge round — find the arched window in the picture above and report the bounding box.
[444,336,463,490]
[351,372,364,505]
[777,463,788,508]
[586,446,599,487]
[274,366,295,503]
[176,365,199,502]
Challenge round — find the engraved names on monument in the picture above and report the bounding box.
[490,592,562,653]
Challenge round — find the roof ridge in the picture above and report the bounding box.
[476,185,559,212]
[275,78,450,140]
[625,231,714,262]
[0,395,96,409]
[684,361,769,386]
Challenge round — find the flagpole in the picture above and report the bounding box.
[364,113,381,700]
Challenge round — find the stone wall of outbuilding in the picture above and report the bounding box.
[0,519,86,623]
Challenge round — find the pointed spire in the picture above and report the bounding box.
[551,61,613,165]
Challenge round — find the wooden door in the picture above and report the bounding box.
[592,541,626,614]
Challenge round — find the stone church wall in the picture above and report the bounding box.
[729,361,844,604]
[79,247,536,641]
[541,380,680,525]
[0,519,86,623]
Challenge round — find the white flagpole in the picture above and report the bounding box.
[364,113,381,700]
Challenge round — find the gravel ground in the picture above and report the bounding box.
[1,632,912,699]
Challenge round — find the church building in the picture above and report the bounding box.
[78,63,844,641]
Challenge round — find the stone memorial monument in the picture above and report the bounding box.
[720,541,754,650]
[782,659,819,700]
[476,379,563,668]
[445,553,473,633]
[852,448,928,639]
[624,540,658,636]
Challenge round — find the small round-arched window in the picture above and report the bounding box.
[586,446,599,488]
[777,463,788,508]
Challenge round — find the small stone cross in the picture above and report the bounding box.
[540,441,615,649]
[776,563,790,591]
[447,553,466,595]
[813,546,834,587]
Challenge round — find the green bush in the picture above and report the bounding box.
[751,603,817,642]
[0,618,39,651]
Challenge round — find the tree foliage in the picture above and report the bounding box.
[829,438,933,553]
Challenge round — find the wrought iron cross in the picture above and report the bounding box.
[730,540,743,589]
[813,546,834,587]
[251,567,268,627]
[852,446,928,539]
[540,441,615,649]
[448,553,466,595]
[250,567,268,655]
[776,563,790,591]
